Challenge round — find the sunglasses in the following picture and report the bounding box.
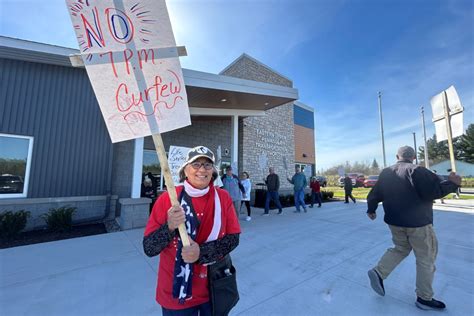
[190,161,214,170]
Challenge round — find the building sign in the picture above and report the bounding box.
[254,129,289,155]
[66,0,191,143]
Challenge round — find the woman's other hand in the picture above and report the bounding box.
[182,237,200,263]
[167,205,185,231]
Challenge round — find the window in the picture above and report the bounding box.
[0,134,34,198]
[142,149,164,191]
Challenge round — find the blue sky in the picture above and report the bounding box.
[1,0,472,171]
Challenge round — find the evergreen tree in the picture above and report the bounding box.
[370,158,379,174]
[458,124,474,163]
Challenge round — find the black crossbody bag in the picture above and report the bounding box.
[207,254,239,316]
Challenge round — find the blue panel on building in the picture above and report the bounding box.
[293,105,314,129]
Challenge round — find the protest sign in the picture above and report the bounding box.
[214,146,223,187]
[337,167,345,177]
[66,0,191,245]
[168,146,190,185]
[303,165,312,179]
[430,85,464,172]
[66,0,191,143]
[431,86,464,142]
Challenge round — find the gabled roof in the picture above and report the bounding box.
[219,53,292,83]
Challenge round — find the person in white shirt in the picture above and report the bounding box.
[240,172,252,221]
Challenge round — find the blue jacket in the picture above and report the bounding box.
[288,173,307,191]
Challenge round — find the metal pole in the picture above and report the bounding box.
[412,132,418,165]
[378,92,387,168]
[421,106,430,169]
[442,91,457,172]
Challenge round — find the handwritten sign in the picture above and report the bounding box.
[66,0,191,143]
[258,154,268,170]
[303,165,312,179]
[214,145,223,187]
[430,86,464,142]
[168,146,190,185]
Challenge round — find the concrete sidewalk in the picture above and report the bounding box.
[1,201,473,315]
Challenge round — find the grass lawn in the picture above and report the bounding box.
[323,186,370,200]
[323,186,474,200]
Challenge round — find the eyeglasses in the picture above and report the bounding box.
[190,162,214,170]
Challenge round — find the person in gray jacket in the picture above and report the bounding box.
[366,146,461,311]
[221,166,245,218]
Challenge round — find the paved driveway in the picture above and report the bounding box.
[1,201,473,315]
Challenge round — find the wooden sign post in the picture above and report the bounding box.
[430,85,464,174]
[66,0,192,246]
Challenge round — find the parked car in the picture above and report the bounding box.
[364,175,379,188]
[0,174,24,193]
[314,175,327,187]
[339,173,366,188]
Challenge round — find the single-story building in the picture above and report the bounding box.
[430,160,474,177]
[0,36,316,230]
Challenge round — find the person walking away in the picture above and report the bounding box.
[240,172,252,221]
[366,146,461,311]
[263,167,283,215]
[221,166,245,218]
[309,176,322,208]
[287,166,308,213]
[344,175,356,203]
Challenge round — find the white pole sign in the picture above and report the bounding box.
[430,85,464,142]
[66,0,191,143]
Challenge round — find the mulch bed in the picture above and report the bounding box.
[0,223,107,249]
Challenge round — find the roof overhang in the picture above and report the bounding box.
[0,36,299,113]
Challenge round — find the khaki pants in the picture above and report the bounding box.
[375,224,438,300]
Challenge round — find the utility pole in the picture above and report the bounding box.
[412,132,418,165]
[421,106,430,169]
[378,92,387,168]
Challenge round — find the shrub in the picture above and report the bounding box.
[0,210,30,239]
[287,194,295,206]
[461,177,474,188]
[42,206,76,232]
[321,191,334,200]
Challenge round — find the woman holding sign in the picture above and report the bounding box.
[143,146,241,316]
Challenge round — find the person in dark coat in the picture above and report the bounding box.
[343,175,356,203]
[366,146,461,311]
[263,167,283,215]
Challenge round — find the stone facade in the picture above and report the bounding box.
[240,105,295,191]
[221,54,293,88]
[223,54,296,191]
[144,116,232,163]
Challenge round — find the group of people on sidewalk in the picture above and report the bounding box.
[142,145,462,315]
[263,166,323,215]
